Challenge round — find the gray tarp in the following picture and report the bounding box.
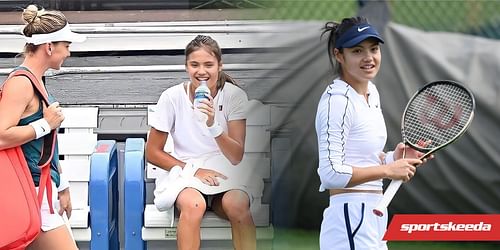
[270,21,500,228]
[380,22,500,214]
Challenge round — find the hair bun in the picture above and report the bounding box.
[22,4,42,24]
[324,21,339,31]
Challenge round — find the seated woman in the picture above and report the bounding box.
[146,34,259,250]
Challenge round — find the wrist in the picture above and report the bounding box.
[384,151,395,165]
[57,173,70,192]
[381,164,391,179]
[181,161,199,177]
[29,118,51,139]
[207,122,223,138]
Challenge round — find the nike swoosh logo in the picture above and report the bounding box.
[41,127,45,132]
[358,26,369,32]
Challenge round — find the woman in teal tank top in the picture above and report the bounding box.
[0,4,86,250]
[18,90,61,188]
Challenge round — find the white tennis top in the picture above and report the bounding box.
[149,82,248,160]
[315,79,388,191]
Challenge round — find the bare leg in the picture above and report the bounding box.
[213,190,256,250]
[27,225,78,250]
[176,188,206,250]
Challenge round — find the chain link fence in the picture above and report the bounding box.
[1,0,499,38]
[264,0,500,39]
[389,0,500,39]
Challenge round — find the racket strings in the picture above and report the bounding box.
[403,84,474,150]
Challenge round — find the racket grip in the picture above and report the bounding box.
[373,180,403,217]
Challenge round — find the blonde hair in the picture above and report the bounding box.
[21,4,68,54]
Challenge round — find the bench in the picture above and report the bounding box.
[58,107,119,249]
[123,100,273,249]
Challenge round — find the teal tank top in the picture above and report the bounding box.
[15,68,60,187]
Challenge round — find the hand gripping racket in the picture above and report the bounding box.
[373,80,475,217]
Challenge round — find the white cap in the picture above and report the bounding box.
[24,23,86,45]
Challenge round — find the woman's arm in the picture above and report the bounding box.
[145,127,185,171]
[199,93,246,165]
[0,77,37,149]
[347,158,422,187]
[213,119,245,165]
[0,76,64,150]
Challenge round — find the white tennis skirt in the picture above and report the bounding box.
[320,193,388,250]
[36,182,72,233]
[154,153,263,212]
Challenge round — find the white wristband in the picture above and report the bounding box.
[29,118,51,139]
[57,173,70,192]
[207,122,223,138]
[384,151,395,165]
[181,162,199,177]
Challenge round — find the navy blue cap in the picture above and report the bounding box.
[335,24,384,49]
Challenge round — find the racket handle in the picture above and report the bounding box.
[373,180,403,217]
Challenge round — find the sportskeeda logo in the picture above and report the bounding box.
[400,222,492,234]
[384,214,500,241]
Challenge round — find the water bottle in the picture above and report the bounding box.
[193,80,210,122]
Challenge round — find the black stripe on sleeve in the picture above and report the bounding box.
[326,85,351,175]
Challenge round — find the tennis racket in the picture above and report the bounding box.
[373,80,475,217]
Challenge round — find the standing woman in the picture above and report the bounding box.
[315,16,428,250]
[146,35,256,250]
[0,5,85,250]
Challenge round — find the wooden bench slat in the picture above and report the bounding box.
[60,107,98,128]
[72,228,92,242]
[69,207,90,228]
[69,181,89,210]
[60,159,91,182]
[58,133,98,155]
[141,225,274,241]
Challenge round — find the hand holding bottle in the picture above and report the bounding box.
[193,80,213,125]
[197,96,216,127]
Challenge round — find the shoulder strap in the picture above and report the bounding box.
[8,69,57,213]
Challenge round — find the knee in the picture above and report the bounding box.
[222,192,251,220]
[180,200,206,221]
[177,192,206,223]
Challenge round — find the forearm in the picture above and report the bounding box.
[214,132,244,165]
[346,165,387,188]
[145,146,185,171]
[0,125,36,150]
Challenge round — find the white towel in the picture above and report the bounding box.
[154,153,263,212]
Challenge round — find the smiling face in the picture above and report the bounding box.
[334,38,381,85]
[185,46,221,90]
[48,41,71,70]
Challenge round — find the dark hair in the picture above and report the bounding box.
[21,4,68,54]
[321,16,370,76]
[185,35,237,90]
